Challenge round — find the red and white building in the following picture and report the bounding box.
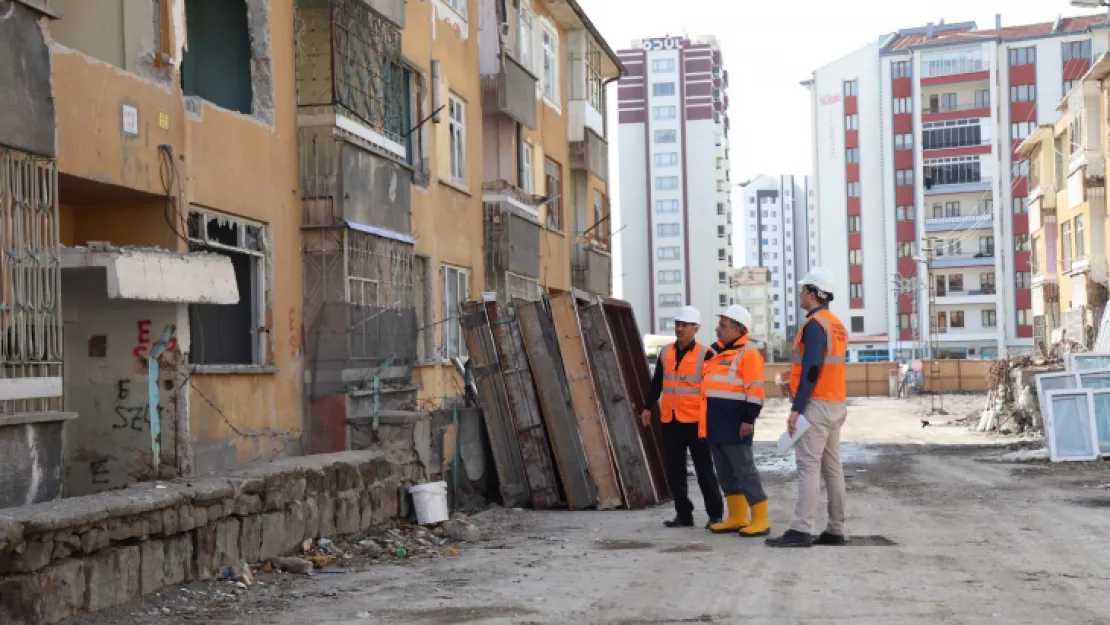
[805,14,1110,361]
[616,36,733,345]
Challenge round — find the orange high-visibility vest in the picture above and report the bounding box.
[659,342,710,437]
[789,309,848,403]
[702,336,766,408]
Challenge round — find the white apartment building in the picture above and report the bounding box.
[731,266,773,348]
[805,14,1109,361]
[741,175,817,340]
[617,35,733,345]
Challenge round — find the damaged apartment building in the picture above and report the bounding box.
[295,0,624,436]
[479,0,622,303]
[0,0,305,508]
[0,0,624,509]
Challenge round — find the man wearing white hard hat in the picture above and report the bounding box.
[767,267,849,548]
[640,306,724,528]
[703,305,771,537]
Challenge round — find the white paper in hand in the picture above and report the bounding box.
[776,415,812,454]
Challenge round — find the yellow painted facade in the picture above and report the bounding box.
[49,0,304,469]
[405,0,486,405]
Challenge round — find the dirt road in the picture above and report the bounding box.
[78,396,1110,625]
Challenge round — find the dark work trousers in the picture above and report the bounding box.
[661,420,724,522]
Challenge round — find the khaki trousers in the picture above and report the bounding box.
[789,399,848,535]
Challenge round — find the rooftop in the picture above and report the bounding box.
[885,14,1108,52]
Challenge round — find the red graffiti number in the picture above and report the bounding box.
[133,319,177,360]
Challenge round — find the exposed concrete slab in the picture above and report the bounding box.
[61,246,239,304]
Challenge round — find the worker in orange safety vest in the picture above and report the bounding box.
[640,306,724,528]
[767,267,850,548]
[703,305,771,537]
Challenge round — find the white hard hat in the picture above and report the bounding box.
[799,267,837,295]
[720,305,753,330]
[675,306,701,325]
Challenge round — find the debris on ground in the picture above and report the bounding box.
[1000,448,1051,463]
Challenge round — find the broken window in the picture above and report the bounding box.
[49,0,171,76]
[187,209,267,366]
[182,0,253,115]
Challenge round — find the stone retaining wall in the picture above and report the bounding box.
[0,447,426,624]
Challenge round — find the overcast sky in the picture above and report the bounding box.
[587,0,1103,294]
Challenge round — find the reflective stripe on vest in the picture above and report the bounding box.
[660,342,709,432]
[702,343,762,403]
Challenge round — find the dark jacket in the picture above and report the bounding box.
[705,337,763,445]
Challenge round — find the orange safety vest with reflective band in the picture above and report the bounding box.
[701,337,766,407]
[789,309,848,403]
[659,342,710,438]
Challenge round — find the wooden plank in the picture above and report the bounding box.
[515,300,598,510]
[516,301,595,507]
[458,302,530,508]
[485,301,562,509]
[549,293,622,509]
[601,299,671,502]
[580,302,657,509]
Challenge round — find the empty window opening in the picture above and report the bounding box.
[187,210,267,366]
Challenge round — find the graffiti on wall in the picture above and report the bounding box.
[133,319,178,360]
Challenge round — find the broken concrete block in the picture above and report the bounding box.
[239,515,262,564]
[0,537,53,574]
[193,525,216,580]
[0,574,41,625]
[318,494,336,538]
[284,501,307,553]
[259,512,286,560]
[164,534,194,585]
[37,559,86,623]
[139,539,166,596]
[86,546,140,612]
[303,497,320,542]
[79,527,108,555]
[444,520,480,543]
[236,494,263,516]
[358,490,374,532]
[215,517,241,570]
[335,491,360,535]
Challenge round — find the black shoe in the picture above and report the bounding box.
[704,517,722,529]
[664,516,695,528]
[813,531,846,546]
[765,530,813,548]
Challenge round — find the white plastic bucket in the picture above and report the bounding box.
[408,481,449,525]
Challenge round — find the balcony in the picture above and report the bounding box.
[572,242,612,296]
[482,181,543,286]
[924,177,992,196]
[921,101,991,123]
[924,211,994,232]
[936,288,997,305]
[570,128,608,181]
[295,0,409,160]
[481,52,538,130]
[930,253,996,268]
[931,329,998,342]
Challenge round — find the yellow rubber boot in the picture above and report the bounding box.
[739,500,770,537]
[709,495,749,533]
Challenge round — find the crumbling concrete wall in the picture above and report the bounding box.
[0,444,427,624]
[0,0,56,157]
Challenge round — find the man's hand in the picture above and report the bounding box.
[788,411,801,437]
[640,409,652,427]
[739,423,754,439]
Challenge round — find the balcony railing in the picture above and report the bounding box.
[570,128,608,181]
[481,52,539,130]
[924,211,994,231]
[930,253,996,268]
[921,101,990,115]
[295,0,407,144]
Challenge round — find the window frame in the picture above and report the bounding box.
[541,23,560,104]
[652,82,677,96]
[441,264,470,360]
[448,93,467,184]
